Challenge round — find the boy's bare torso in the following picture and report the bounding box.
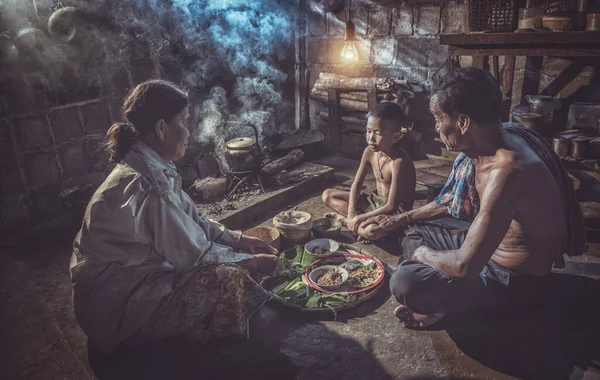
[474,132,566,276]
[365,147,416,210]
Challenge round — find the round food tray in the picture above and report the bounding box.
[265,243,387,314]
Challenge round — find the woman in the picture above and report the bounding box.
[70,80,283,353]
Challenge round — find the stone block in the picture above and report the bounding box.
[3,79,46,116]
[376,67,428,82]
[392,4,414,36]
[85,138,109,172]
[416,6,441,35]
[0,193,31,231]
[80,101,112,135]
[307,38,371,65]
[108,96,125,122]
[60,142,92,178]
[328,11,347,38]
[0,120,16,161]
[330,65,377,78]
[0,159,24,195]
[108,67,133,99]
[441,2,468,34]
[48,107,84,143]
[307,5,327,36]
[372,39,396,66]
[30,185,63,222]
[24,152,60,188]
[13,117,53,151]
[368,6,392,37]
[396,37,448,69]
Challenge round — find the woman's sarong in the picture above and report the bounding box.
[135,263,271,342]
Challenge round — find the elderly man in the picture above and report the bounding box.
[361,67,586,327]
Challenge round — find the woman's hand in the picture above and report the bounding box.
[239,254,285,276]
[237,235,278,255]
[359,214,402,236]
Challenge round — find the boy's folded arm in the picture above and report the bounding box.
[348,148,371,216]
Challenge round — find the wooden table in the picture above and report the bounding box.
[439,32,600,111]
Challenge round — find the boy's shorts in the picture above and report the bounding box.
[356,190,406,215]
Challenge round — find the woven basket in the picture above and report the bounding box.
[273,211,313,245]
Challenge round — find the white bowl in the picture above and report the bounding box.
[308,265,348,290]
[304,238,340,256]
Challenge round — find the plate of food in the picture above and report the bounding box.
[260,244,386,314]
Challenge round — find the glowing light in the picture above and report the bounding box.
[341,40,359,63]
[341,19,358,63]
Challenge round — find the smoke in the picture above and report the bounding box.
[0,0,295,147]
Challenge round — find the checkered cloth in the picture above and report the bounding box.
[435,153,479,221]
[435,122,586,256]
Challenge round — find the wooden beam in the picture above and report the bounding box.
[294,0,309,130]
[448,46,600,57]
[327,89,342,146]
[502,55,515,97]
[440,32,600,46]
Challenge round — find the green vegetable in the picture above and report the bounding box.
[305,293,349,309]
[366,262,377,270]
[281,245,316,267]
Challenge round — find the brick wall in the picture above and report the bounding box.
[306,1,469,86]
[0,2,159,234]
[306,0,468,152]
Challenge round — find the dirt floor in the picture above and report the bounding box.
[1,154,600,379]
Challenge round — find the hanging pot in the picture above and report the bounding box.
[48,6,86,43]
[223,122,263,173]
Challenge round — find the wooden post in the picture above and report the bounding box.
[328,89,342,146]
[502,55,516,97]
[366,89,377,109]
[520,56,543,106]
[295,0,309,130]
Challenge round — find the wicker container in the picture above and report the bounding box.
[542,16,573,30]
[470,0,518,32]
[273,211,313,245]
[243,226,281,250]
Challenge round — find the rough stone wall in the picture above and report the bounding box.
[0,3,158,234]
[306,0,468,86]
[305,0,468,153]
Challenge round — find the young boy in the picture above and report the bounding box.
[321,102,416,242]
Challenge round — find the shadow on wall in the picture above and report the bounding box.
[441,273,600,380]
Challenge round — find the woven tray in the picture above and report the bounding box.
[266,243,387,314]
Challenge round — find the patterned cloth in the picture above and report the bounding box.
[134,264,271,343]
[434,153,479,220]
[357,190,407,215]
[435,122,586,256]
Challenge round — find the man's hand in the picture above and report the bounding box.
[411,246,430,264]
[237,235,278,255]
[347,215,366,235]
[359,214,402,235]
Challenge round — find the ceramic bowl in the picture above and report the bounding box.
[304,238,340,256]
[312,217,342,239]
[308,265,349,290]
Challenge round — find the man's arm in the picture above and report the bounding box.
[414,166,518,278]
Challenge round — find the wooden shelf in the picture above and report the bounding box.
[440,32,600,57]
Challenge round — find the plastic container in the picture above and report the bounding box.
[518,8,543,29]
[587,13,600,31]
[567,103,600,134]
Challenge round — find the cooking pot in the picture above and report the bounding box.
[223,122,263,173]
[526,95,561,124]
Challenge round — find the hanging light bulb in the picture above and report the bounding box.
[341,19,359,63]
